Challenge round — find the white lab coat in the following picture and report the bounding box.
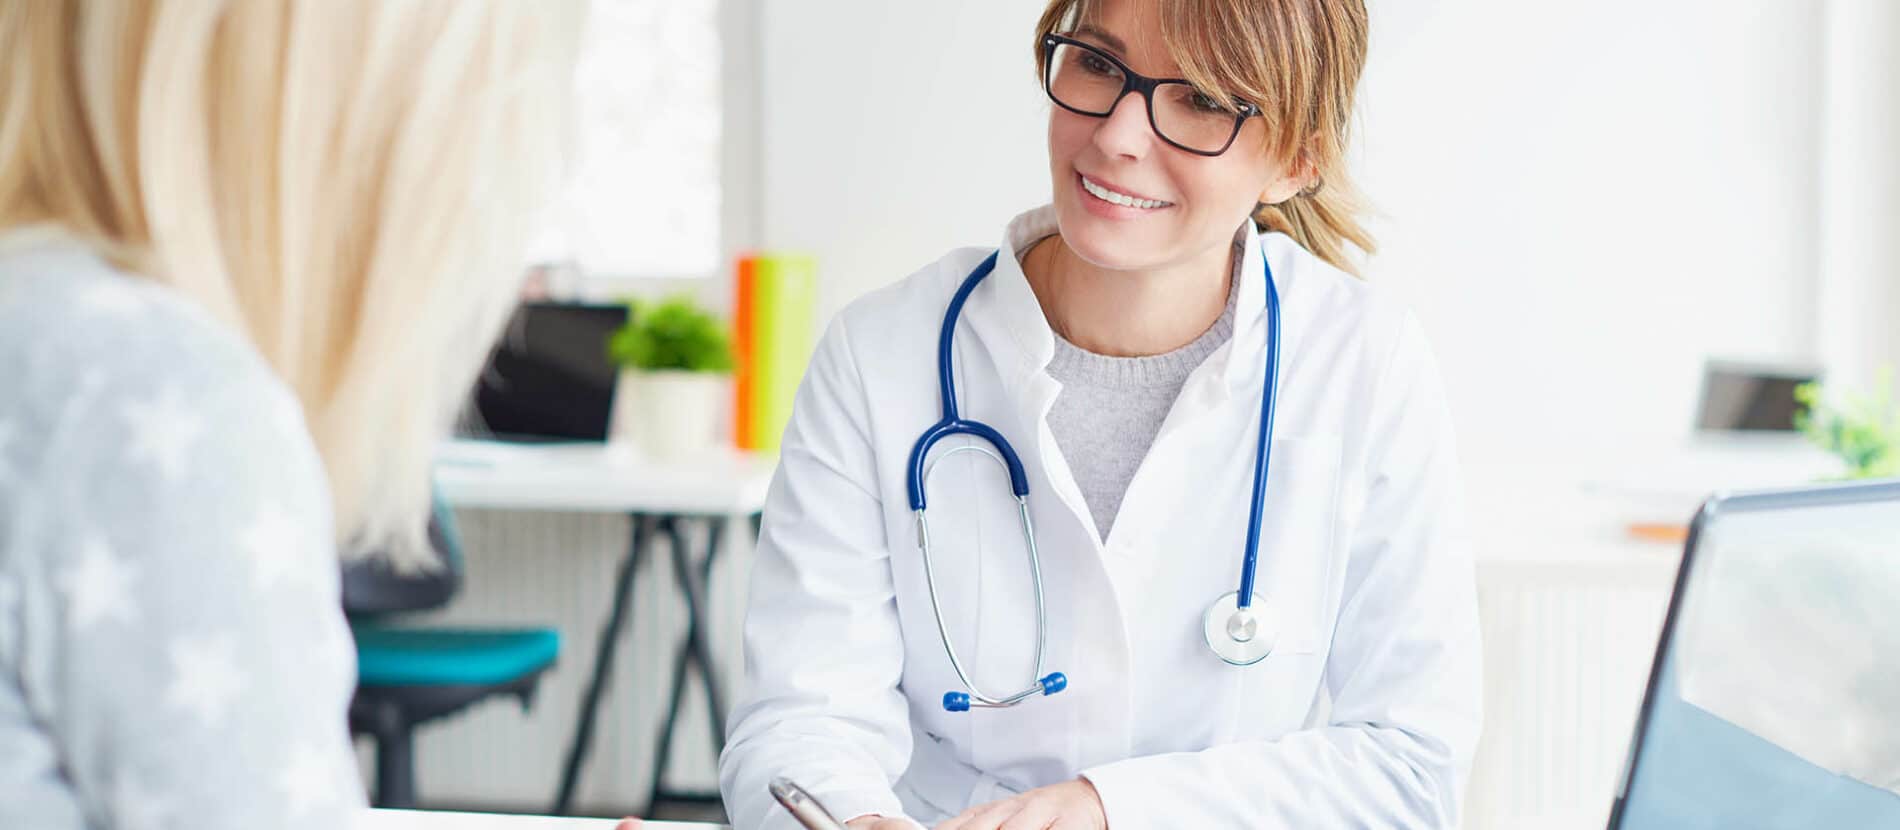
[719,206,1482,829]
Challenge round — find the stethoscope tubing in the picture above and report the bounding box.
[908,241,1280,709]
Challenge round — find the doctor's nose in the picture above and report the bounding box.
[1091,91,1157,160]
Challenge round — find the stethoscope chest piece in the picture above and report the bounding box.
[1203,590,1277,666]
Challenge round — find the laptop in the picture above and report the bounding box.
[1607,478,1900,828]
[460,302,629,442]
[1693,359,1819,437]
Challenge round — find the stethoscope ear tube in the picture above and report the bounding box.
[914,474,1066,712]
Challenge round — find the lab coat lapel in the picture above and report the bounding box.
[953,210,1139,776]
[959,213,1101,564]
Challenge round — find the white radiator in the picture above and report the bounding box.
[1465,558,1677,830]
[359,509,755,817]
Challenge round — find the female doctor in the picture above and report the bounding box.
[714,0,1480,827]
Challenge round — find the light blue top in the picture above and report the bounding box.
[0,231,364,829]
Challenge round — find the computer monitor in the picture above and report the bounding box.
[1694,360,1819,434]
[461,302,629,442]
[1607,478,1900,828]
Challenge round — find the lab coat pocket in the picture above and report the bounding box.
[1219,433,1342,741]
[1252,433,1343,654]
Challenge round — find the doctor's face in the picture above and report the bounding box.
[1045,0,1306,273]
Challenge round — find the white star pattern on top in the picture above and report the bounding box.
[0,578,17,658]
[110,772,176,830]
[57,536,138,631]
[1,239,371,827]
[272,393,307,446]
[75,278,147,318]
[279,742,347,818]
[245,502,316,591]
[166,634,247,727]
[0,419,15,485]
[120,386,206,483]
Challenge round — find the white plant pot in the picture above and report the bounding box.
[609,369,727,461]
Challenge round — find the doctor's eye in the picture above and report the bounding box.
[1075,51,1119,78]
[1188,89,1238,115]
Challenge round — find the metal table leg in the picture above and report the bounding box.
[644,515,732,816]
[553,512,653,815]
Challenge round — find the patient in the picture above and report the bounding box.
[0,2,576,826]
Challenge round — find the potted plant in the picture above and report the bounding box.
[1794,366,1900,480]
[606,294,735,460]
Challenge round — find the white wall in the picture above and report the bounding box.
[1817,0,1900,389]
[1355,0,1825,461]
[757,1,1900,469]
[758,0,1050,323]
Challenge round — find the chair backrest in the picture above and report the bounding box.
[341,492,466,618]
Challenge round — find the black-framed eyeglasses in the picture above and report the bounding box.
[1040,33,1261,157]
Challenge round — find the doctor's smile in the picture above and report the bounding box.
[1076,175,1173,213]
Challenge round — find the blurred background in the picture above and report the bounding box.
[395,1,1900,828]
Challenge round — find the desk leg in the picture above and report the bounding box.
[644,515,731,815]
[553,512,653,816]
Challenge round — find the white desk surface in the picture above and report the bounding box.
[435,439,777,515]
[362,809,722,829]
[1461,440,1838,568]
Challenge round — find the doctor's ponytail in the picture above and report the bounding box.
[1254,179,1376,279]
[1036,0,1377,277]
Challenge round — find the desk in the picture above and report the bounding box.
[363,808,723,829]
[436,441,776,816]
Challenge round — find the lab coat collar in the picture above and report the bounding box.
[961,205,1059,381]
[967,205,1281,399]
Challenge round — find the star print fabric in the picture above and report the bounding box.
[0,234,365,828]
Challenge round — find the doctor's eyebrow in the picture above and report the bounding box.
[1073,24,1128,55]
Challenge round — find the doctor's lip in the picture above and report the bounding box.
[1076,171,1173,207]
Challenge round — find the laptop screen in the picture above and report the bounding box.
[1610,481,1900,828]
[461,302,629,442]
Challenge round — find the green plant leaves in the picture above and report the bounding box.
[1795,366,1900,479]
[607,294,735,373]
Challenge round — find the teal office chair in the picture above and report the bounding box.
[344,496,561,808]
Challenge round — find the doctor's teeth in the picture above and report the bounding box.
[1083,176,1169,209]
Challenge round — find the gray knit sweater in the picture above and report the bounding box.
[1039,242,1242,542]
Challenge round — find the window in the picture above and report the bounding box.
[533,0,724,279]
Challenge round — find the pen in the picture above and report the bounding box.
[770,776,850,830]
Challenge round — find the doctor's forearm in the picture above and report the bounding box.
[1080,723,1463,828]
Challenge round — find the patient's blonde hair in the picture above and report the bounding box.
[0,1,579,566]
[1035,0,1375,275]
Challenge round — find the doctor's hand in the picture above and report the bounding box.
[933,778,1107,830]
[847,817,925,829]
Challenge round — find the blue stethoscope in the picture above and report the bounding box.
[907,244,1283,713]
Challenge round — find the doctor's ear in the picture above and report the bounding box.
[1258,152,1321,206]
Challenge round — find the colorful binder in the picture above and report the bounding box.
[733,256,758,448]
[733,252,817,453]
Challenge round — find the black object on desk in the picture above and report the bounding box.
[464,302,629,442]
[1693,359,1817,434]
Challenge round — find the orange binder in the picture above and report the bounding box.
[733,255,759,448]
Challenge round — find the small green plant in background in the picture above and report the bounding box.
[607,294,735,373]
[1794,366,1900,479]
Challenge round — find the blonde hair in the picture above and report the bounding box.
[0,1,580,566]
[1035,0,1375,275]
